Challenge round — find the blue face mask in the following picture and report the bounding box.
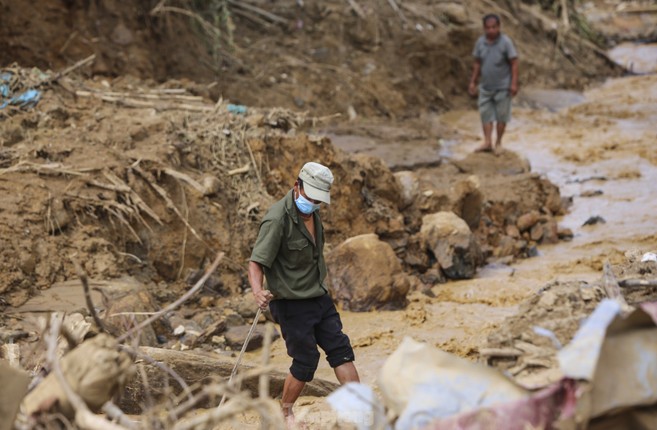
[295,192,320,214]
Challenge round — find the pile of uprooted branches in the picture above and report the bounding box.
[8,252,287,430]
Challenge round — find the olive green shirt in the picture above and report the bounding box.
[250,190,328,300]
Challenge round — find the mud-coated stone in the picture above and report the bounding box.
[327,234,410,311]
[530,223,544,241]
[234,293,259,319]
[517,210,541,232]
[506,224,521,239]
[496,235,516,258]
[557,226,574,240]
[542,219,559,244]
[453,176,483,229]
[224,309,246,327]
[420,212,482,279]
[224,324,279,351]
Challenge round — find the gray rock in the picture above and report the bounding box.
[224,311,246,328]
[420,212,482,279]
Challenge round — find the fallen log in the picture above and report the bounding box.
[120,347,339,414]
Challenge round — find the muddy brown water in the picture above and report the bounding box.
[228,72,657,422]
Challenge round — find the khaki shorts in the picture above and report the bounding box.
[478,88,512,124]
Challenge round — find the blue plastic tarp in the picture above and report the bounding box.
[0,72,42,110]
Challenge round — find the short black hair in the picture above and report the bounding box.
[483,13,500,26]
[297,177,304,189]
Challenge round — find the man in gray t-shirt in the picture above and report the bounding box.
[468,14,519,152]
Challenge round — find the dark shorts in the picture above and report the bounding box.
[269,293,355,382]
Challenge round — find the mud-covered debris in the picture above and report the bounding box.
[0,361,30,430]
[583,215,606,226]
[22,333,134,418]
[484,281,605,384]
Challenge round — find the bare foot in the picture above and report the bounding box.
[474,144,493,153]
[285,414,307,430]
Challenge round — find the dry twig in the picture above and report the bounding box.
[226,0,288,25]
[346,0,366,19]
[619,278,657,289]
[219,307,263,406]
[74,261,108,334]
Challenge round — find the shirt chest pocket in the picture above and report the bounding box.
[286,238,313,264]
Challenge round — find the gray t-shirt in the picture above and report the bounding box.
[472,34,518,91]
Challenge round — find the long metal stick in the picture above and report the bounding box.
[218,307,263,406]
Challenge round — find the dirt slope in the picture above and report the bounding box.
[0,0,620,119]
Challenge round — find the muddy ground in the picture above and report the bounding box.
[1,0,657,428]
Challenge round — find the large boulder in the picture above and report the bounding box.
[327,234,410,311]
[420,212,482,279]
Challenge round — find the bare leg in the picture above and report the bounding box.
[334,362,360,384]
[476,122,494,152]
[281,373,306,424]
[495,122,507,150]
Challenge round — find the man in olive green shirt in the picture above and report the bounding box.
[248,162,359,424]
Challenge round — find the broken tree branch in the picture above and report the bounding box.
[619,279,657,289]
[259,323,274,400]
[226,0,288,25]
[46,54,96,86]
[228,163,250,176]
[162,168,207,195]
[478,347,523,358]
[74,261,107,334]
[386,0,408,23]
[346,0,366,19]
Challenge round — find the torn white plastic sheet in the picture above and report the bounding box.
[379,337,527,419]
[641,252,657,263]
[326,382,387,430]
[377,337,573,430]
[559,299,657,423]
[327,300,657,430]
